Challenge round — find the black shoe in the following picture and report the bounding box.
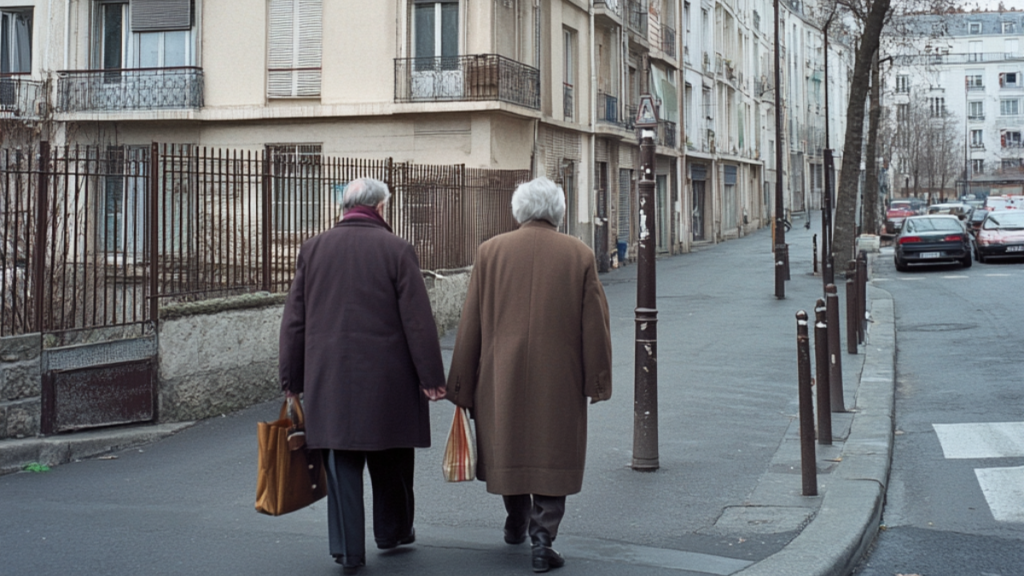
[531,544,565,573]
[504,527,527,545]
[333,555,365,573]
[377,527,416,550]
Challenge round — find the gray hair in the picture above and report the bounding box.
[342,178,391,211]
[511,177,566,226]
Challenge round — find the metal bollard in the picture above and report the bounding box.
[796,311,818,496]
[857,252,868,344]
[825,284,846,412]
[813,235,819,275]
[814,299,832,445]
[846,277,858,355]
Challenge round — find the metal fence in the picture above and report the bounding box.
[394,54,540,110]
[0,143,529,337]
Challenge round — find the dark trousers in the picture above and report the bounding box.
[502,494,567,545]
[324,448,415,564]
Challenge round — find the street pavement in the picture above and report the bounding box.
[0,217,895,576]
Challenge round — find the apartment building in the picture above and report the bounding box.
[2,0,851,265]
[884,10,1024,198]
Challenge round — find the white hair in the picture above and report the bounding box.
[511,177,566,226]
[342,178,391,211]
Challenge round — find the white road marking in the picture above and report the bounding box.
[942,275,969,279]
[975,466,1024,523]
[898,277,925,281]
[933,422,1024,459]
[984,274,1012,277]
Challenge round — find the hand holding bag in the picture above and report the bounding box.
[255,396,328,515]
[442,406,477,482]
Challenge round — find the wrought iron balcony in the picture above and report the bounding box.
[394,54,540,110]
[0,74,45,120]
[658,120,677,149]
[626,0,648,36]
[661,25,676,58]
[56,67,204,112]
[563,83,574,121]
[597,91,620,125]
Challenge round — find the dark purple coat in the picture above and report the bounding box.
[279,218,445,451]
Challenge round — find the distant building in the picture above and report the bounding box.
[884,10,1024,199]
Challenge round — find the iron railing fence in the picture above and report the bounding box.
[658,120,677,149]
[394,54,540,110]
[0,143,529,337]
[0,74,45,120]
[56,67,204,112]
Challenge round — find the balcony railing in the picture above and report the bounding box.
[658,120,677,148]
[661,25,677,58]
[56,67,204,112]
[563,83,574,121]
[626,0,648,36]
[967,84,985,91]
[0,74,45,120]
[394,54,540,110]
[594,0,622,16]
[893,53,1019,65]
[625,104,638,130]
[597,91,619,125]
[969,114,986,121]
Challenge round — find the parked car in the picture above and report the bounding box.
[975,210,1024,263]
[894,215,973,271]
[968,209,990,235]
[885,200,917,234]
[927,202,974,222]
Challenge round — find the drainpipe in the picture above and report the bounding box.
[63,0,72,70]
[590,3,598,249]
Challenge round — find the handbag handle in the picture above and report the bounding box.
[285,397,308,451]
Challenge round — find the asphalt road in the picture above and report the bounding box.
[853,250,1024,576]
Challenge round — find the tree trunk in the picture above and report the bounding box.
[863,51,882,236]
[832,0,891,265]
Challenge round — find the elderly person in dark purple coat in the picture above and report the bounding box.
[279,177,446,572]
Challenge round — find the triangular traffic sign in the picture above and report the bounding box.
[635,95,658,127]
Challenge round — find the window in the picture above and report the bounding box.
[1002,158,1023,170]
[1001,99,1020,116]
[999,72,1020,88]
[1002,130,1022,148]
[969,22,981,35]
[268,144,324,233]
[971,129,984,148]
[1007,39,1020,58]
[100,146,148,260]
[929,97,945,117]
[896,74,910,93]
[1,8,32,74]
[94,0,194,71]
[969,100,984,119]
[971,159,984,174]
[413,0,458,67]
[896,103,909,124]
[966,73,983,89]
[1003,21,1017,34]
[268,0,322,98]
[563,27,576,121]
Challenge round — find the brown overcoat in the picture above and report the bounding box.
[279,218,445,451]
[446,220,612,496]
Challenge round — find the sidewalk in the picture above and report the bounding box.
[0,217,894,576]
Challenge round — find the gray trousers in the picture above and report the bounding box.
[502,494,567,545]
[324,448,415,565]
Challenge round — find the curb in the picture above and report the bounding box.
[735,283,895,576]
[0,422,193,476]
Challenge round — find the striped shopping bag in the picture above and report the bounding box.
[442,406,477,482]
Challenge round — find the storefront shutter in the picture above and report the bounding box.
[130,0,192,32]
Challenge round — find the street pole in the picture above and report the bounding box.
[822,15,834,292]
[633,126,659,472]
[773,0,786,299]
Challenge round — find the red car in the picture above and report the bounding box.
[885,201,917,234]
[976,210,1024,263]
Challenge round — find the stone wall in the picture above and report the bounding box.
[0,270,471,436]
[0,334,42,439]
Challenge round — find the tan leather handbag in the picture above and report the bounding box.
[255,397,327,515]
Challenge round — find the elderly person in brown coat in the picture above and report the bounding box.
[279,177,446,572]
[446,176,612,573]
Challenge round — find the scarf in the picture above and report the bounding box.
[343,205,390,230]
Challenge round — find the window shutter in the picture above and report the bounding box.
[131,0,192,32]
[296,0,322,97]
[999,73,1006,87]
[267,0,320,98]
[268,0,296,97]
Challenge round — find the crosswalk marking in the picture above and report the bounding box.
[933,422,1024,459]
[934,422,1024,524]
[975,466,1024,523]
